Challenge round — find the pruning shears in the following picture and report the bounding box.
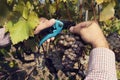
[39,20,75,46]
[37,20,75,69]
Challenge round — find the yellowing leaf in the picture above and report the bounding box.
[26,1,32,10]
[9,19,33,44]
[100,2,115,21]
[5,21,13,32]
[6,11,39,44]
[13,1,25,14]
[22,7,29,19]
[49,4,56,15]
[27,11,39,29]
[7,0,13,4]
[61,0,67,2]
[96,0,104,4]
[96,0,112,4]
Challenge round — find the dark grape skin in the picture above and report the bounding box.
[56,33,85,74]
[107,32,120,62]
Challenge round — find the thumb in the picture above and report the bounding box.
[69,26,74,33]
[69,26,81,35]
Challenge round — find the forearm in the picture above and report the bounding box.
[0,28,10,47]
[85,48,117,80]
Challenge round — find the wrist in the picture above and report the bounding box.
[92,39,109,48]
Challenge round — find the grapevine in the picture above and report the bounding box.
[0,0,120,80]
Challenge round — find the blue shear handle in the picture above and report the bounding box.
[39,20,64,46]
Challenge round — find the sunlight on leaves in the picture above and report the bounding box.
[13,1,25,14]
[27,11,39,29]
[9,18,33,44]
[5,21,13,32]
[60,0,67,2]
[49,4,56,15]
[22,7,29,19]
[96,0,112,4]
[96,0,104,4]
[100,1,115,21]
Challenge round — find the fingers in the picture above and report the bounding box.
[69,21,93,34]
[34,18,56,34]
[41,37,55,46]
[46,37,55,43]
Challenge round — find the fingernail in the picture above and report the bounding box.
[50,19,56,23]
[47,39,50,43]
[69,27,74,32]
[51,37,55,41]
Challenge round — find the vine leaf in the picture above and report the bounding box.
[6,18,35,44]
[60,0,67,2]
[27,11,39,29]
[5,21,13,32]
[49,4,56,15]
[13,1,25,14]
[6,11,39,45]
[23,7,29,19]
[96,0,112,4]
[96,0,104,4]
[100,2,115,21]
[26,1,32,10]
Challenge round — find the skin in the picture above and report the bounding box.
[34,18,109,48]
[69,21,109,48]
[0,18,55,47]
[34,18,56,42]
[34,18,56,34]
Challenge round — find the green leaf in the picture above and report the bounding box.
[26,1,32,10]
[60,0,67,2]
[22,7,29,19]
[27,11,39,29]
[100,2,115,21]
[13,1,25,14]
[96,0,104,4]
[5,21,13,32]
[9,18,34,44]
[7,0,13,4]
[96,0,112,4]
[49,4,56,15]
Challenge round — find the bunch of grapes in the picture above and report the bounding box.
[40,31,86,78]
[107,32,120,62]
[107,32,120,49]
[57,33,85,70]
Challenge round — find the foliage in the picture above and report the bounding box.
[0,0,119,44]
[0,0,120,80]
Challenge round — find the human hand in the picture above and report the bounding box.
[34,18,56,42]
[34,17,55,34]
[69,21,109,48]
